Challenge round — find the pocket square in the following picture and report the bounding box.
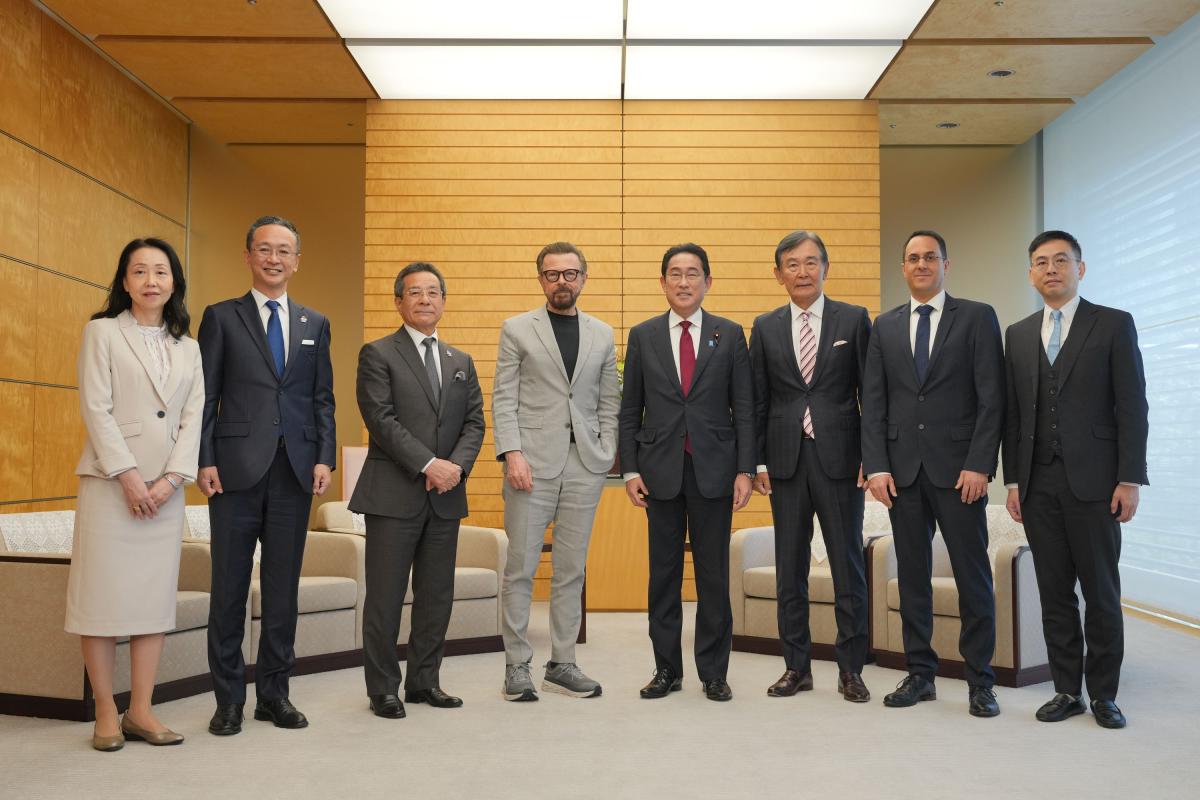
[833,340,848,347]
[301,338,316,345]
[453,370,467,382]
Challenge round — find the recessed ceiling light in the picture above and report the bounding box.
[936,121,959,129]
[320,1,623,39]
[988,68,1015,78]
[626,0,934,39]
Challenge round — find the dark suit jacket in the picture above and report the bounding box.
[862,294,1005,489]
[618,310,755,499]
[198,292,336,492]
[750,298,870,481]
[1002,298,1148,503]
[349,327,484,521]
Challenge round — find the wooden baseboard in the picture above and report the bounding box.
[871,650,1052,688]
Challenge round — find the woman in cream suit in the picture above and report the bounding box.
[65,238,204,751]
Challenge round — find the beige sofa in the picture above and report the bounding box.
[729,501,894,659]
[870,505,1049,687]
[313,501,507,654]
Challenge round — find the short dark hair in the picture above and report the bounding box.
[904,229,947,261]
[536,241,588,273]
[92,238,191,339]
[246,215,301,252]
[395,262,447,298]
[1028,230,1082,261]
[661,243,710,277]
[775,230,829,269]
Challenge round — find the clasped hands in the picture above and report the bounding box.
[624,472,754,512]
[425,458,462,494]
[120,468,177,519]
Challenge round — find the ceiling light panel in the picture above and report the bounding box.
[626,0,934,40]
[624,45,900,99]
[319,0,623,39]
[349,44,622,99]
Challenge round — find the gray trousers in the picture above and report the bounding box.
[502,444,606,665]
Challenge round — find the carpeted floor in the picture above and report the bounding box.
[3,604,1199,800]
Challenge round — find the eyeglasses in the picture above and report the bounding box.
[665,270,706,284]
[399,288,444,300]
[1031,255,1076,272]
[252,245,298,259]
[904,253,943,266]
[540,269,581,283]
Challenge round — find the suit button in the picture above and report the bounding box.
[568,392,573,399]
[1029,434,1034,440]
[1050,406,1056,413]
[918,423,925,431]
[565,423,572,430]
[1050,423,1057,430]
[1049,388,1057,395]
[156,410,165,418]
[273,418,280,425]
[918,395,925,402]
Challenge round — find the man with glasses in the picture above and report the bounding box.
[1002,231,1147,729]
[862,230,1005,717]
[198,215,336,735]
[619,243,755,702]
[350,262,484,720]
[492,242,620,701]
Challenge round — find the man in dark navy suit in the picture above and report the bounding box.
[862,230,1004,717]
[198,216,336,735]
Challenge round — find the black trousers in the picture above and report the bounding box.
[362,504,459,695]
[207,444,312,705]
[1023,457,1123,700]
[645,454,733,682]
[770,438,868,673]
[889,467,996,688]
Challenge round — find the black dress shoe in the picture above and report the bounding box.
[883,674,936,707]
[369,694,406,719]
[703,678,733,702]
[640,667,682,699]
[968,685,1000,717]
[208,703,244,736]
[838,672,871,703]
[1036,693,1086,722]
[404,687,463,708]
[254,697,308,729]
[1091,699,1127,729]
[767,669,813,697]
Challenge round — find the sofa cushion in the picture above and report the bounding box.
[173,590,210,632]
[886,576,961,617]
[404,567,498,603]
[0,511,75,554]
[743,566,836,602]
[251,576,357,618]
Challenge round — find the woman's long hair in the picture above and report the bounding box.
[92,238,191,339]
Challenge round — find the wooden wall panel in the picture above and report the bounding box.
[0,258,37,382]
[0,0,41,146]
[0,132,40,264]
[0,382,34,504]
[35,271,106,387]
[32,385,84,500]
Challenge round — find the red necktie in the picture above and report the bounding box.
[680,320,695,454]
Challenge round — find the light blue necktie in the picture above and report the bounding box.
[265,299,285,377]
[1047,309,1062,365]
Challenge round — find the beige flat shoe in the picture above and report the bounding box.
[121,714,184,746]
[92,726,125,752]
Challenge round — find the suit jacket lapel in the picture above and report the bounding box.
[280,299,306,383]
[159,336,186,404]
[1055,298,1097,390]
[776,306,806,386]
[1018,312,1040,399]
[235,293,278,380]
[118,310,170,404]
[570,313,595,388]
[689,311,719,388]
[437,340,460,415]
[923,295,958,386]
[394,327,438,411]
[531,308,571,386]
[809,300,837,387]
[648,313,683,397]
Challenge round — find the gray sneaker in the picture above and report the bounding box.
[542,661,602,698]
[503,662,538,702]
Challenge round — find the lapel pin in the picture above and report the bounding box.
[299,315,308,324]
[707,340,715,348]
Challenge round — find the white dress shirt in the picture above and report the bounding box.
[757,296,826,474]
[250,287,289,362]
[908,289,946,357]
[1041,294,1081,352]
[403,325,442,475]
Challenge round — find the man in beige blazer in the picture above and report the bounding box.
[492,242,620,701]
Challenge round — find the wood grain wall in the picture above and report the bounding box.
[0,0,188,514]
[365,99,879,603]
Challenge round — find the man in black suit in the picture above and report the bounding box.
[749,230,872,702]
[198,216,336,735]
[1003,230,1147,730]
[350,262,485,720]
[862,230,1004,717]
[619,243,755,702]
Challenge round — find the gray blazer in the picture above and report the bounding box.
[492,307,620,478]
[349,327,484,520]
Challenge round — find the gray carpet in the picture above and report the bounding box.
[3,605,1199,800]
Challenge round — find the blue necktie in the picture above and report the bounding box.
[265,299,285,377]
[1047,309,1063,365]
[914,304,934,384]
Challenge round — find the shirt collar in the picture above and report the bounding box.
[668,307,704,329]
[1044,294,1081,325]
[790,294,825,321]
[403,324,439,350]
[910,290,946,315]
[251,288,288,312]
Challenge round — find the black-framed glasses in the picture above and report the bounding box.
[540,269,581,283]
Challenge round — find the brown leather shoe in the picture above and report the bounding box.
[837,671,871,703]
[767,669,814,697]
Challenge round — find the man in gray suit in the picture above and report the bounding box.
[349,262,484,719]
[492,242,620,701]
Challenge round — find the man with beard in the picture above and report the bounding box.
[492,242,620,701]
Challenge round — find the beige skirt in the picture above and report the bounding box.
[64,475,184,636]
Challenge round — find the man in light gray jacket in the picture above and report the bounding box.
[492,242,620,701]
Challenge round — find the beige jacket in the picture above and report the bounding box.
[75,310,204,482]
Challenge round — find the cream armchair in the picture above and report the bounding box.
[869,505,1049,687]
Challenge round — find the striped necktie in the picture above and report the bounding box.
[797,311,816,438]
